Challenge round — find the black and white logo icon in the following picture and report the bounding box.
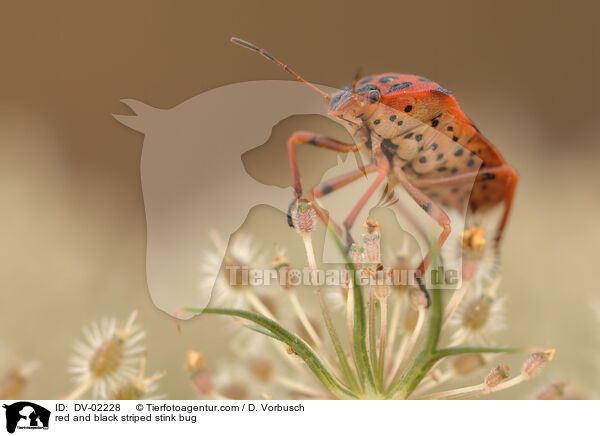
[2,402,50,433]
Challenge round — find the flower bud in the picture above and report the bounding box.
[521,350,554,378]
[192,372,214,395]
[461,227,486,254]
[221,383,247,400]
[184,350,206,373]
[272,249,294,291]
[485,364,510,387]
[362,219,381,264]
[452,354,485,376]
[0,368,26,400]
[536,381,566,400]
[461,296,492,331]
[349,244,365,268]
[248,358,274,383]
[373,266,390,300]
[291,200,316,234]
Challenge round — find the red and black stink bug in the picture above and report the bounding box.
[231,37,518,284]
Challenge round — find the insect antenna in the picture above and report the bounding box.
[231,37,330,101]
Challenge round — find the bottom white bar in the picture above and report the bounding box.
[1,400,594,435]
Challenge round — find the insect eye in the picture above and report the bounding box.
[368,90,380,103]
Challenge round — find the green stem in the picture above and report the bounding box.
[368,286,380,391]
[316,288,361,393]
[185,306,357,399]
[327,225,376,392]
[303,234,360,393]
[433,346,523,360]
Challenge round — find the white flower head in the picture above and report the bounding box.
[108,356,165,400]
[68,310,146,399]
[449,281,506,345]
[199,231,266,309]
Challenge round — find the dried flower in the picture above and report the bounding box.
[373,267,390,300]
[521,350,554,378]
[349,244,365,268]
[452,354,485,376]
[109,357,165,400]
[450,289,506,345]
[461,227,486,255]
[0,362,38,400]
[536,381,567,400]
[291,200,316,234]
[485,364,510,387]
[184,350,206,373]
[363,219,381,264]
[199,232,266,309]
[272,248,294,291]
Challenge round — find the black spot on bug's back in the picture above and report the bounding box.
[389,81,413,92]
[451,187,459,193]
[359,76,374,85]
[438,166,447,172]
[404,132,413,139]
[415,134,423,141]
[467,159,475,167]
[454,148,464,156]
[419,156,427,163]
[309,137,317,145]
[378,75,398,84]
[451,167,458,174]
[432,119,439,127]
[437,153,444,160]
[482,173,496,180]
[389,115,397,121]
[373,119,380,125]
[365,137,372,150]
[404,105,413,112]
[421,202,433,213]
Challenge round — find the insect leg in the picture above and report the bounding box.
[342,156,390,245]
[287,131,362,199]
[306,163,378,201]
[287,164,378,240]
[491,166,518,243]
[411,165,519,243]
[393,164,451,279]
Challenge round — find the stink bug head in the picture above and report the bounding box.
[327,83,380,127]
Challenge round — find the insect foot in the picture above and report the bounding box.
[415,277,431,308]
[286,197,298,228]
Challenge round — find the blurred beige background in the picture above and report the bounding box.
[0,0,598,399]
